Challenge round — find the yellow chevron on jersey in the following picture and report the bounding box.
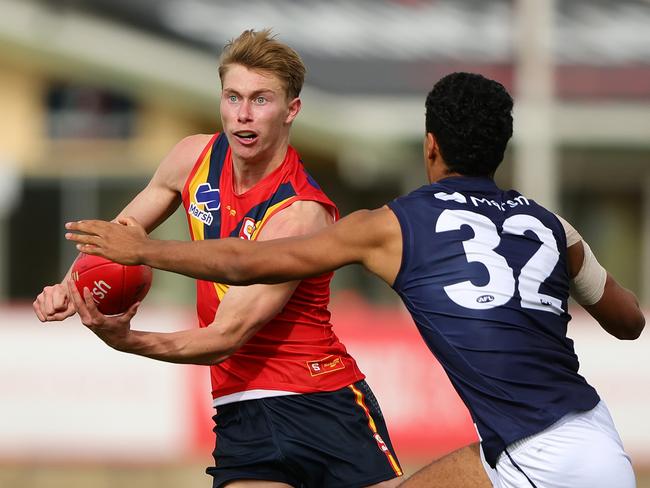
[186,162,213,240]
[184,134,218,242]
[250,196,297,240]
[214,282,229,301]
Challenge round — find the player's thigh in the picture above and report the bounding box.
[223,481,293,488]
[495,403,634,488]
[399,443,492,488]
[498,433,634,488]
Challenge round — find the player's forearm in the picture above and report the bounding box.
[113,327,236,365]
[139,238,300,285]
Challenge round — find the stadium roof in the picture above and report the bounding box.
[2,0,649,164]
[63,0,650,97]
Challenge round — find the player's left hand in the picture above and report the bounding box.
[67,279,139,351]
[65,217,148,265]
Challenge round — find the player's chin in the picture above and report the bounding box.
[232,139,266,160]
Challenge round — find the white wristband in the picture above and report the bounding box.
[570,241,607,306]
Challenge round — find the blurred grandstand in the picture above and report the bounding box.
[0,0,649,486]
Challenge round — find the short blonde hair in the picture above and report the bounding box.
[218,29,306,100]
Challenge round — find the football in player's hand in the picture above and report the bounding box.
[71,254,153,315]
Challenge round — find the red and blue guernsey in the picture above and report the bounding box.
[387,176,600,468]
[182,133,364,405]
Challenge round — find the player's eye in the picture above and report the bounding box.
[228,95,238,103]
[253,96,267,105]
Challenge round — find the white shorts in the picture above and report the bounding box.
[480,401,635,488]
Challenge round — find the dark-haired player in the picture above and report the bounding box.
[67,72,645,487]
[36,30,403,488]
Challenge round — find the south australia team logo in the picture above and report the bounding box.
[239,217,256,240]
[188,183,220,225]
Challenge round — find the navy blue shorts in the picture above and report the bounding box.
[206,380,402,488]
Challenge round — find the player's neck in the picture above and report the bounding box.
[231,146,288,195]
[428,159,461,184]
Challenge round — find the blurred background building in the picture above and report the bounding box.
[1,0,649,486]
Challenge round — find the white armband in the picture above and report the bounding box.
[555,213,607,305]
[555,214,581,247]
[571,240,607,306]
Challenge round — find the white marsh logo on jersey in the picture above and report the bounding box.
[188,182,220,226]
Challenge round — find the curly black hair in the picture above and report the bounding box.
[425,72,513,176]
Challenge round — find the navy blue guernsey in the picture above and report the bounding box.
[387,176,599,467]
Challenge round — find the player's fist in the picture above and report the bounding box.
[33,283,76,322]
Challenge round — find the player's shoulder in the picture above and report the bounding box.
[257,200,334,240]
[281,199,332,217]
[277,199,334,225]
[390,183,454,211]
[161,133,214,168]
[173,133,215,157]
[157,133,215,190]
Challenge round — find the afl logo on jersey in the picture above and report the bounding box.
[477,294,495,304]
[188,183,220,226]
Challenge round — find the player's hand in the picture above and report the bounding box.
[65,217,148,265]
[67,279,139,350]
[33,282,76,322]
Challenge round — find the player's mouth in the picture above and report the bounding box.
[233,130,259,145]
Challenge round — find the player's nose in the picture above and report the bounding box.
[237,100,253,122]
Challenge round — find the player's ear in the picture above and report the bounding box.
[425,132,438,160]
[285,97,301,123]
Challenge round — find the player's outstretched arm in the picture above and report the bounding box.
[64,200,402,366]
[65,206,404,287]
[559,214,645,340]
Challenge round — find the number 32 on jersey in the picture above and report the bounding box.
[436,209,564,315]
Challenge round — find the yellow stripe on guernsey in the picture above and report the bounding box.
[250,197,296,240]
[185,152,231,300]
[187,154,212,242]
[214,282,229,301]
[348,384,403,477]
[214,198,294,299]
[213,199,294,301]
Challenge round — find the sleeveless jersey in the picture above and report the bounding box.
[181,133,364,401]
[387,176,600,467]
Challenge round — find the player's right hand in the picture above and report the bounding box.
[33,283,76,322]
[64,217,147,266]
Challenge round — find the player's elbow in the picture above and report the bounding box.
[202,329,241,365]
[613,293,646,340]
[589,278,646,340]
[614,312,645,340]
[600,306,646,340]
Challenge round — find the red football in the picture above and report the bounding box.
[71,254,153,315]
